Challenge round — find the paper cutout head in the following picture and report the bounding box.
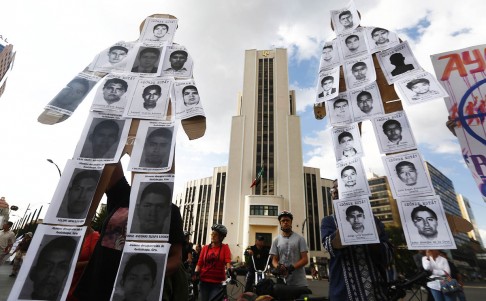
[341,165,357,188]
[371,28,389,46]
[29,236,77,300]
[88,120,120,158]
[345,205,365,233]
[121,253,157,301]
[338,10,354,29]
[182,85,200,106]
[142,85,162,110]
[136,182,172,234]
[382,119,402,143]
[395,161,417,186]
[108,46,128,64]
[333,98,350,119]
[103,78,128,104]
[141,127,172,168]
[65,170,101,219]
[338,131,357,158]
[356,90,373,114]
[410,205,438,239]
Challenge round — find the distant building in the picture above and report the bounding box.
[368,174,401,227]
[426,162,477,267]
[0,196,10,225]
[176,49,332,260]
[0,42,16,98]
[457,194,484,248]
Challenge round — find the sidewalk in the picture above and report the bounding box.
[0,261,16,301]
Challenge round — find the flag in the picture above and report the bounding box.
[250,167,264,188]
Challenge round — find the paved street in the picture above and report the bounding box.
[1,262,486,300]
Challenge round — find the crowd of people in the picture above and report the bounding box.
[0,116,472,301]
[1,188,473,301]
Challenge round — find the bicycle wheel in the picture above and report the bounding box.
[226,279,245,300]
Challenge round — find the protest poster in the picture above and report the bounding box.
[334,197,380,245]
[337,157,370,199]
[397,196,456,250]
[371,110,417,154]
[331,123,364,161]
[431,44,486,200]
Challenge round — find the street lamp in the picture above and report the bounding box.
[46,159,61,177]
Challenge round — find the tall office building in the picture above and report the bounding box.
[368,175,401,227]
[457,194,484,248]
[426,162,476,265]
[177,49,331,260]
[0,42,15,98]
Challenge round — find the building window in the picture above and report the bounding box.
[250,205,278,216]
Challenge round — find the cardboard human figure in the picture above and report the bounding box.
[37,14,206,142]
[314,6,473,236]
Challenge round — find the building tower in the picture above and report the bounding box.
[223,48,307,256]
[176,49,332,261]
[0,42,15,98]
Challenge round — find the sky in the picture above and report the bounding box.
[1,0,486,245]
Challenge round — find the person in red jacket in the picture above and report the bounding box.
[194,224,232,301]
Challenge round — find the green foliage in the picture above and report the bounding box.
[385,226,417,277]
[92,205,108,232]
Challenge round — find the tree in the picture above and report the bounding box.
[385,226,417,277]
[92,205,107,232]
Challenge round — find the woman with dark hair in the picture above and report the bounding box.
[193,224,232,301]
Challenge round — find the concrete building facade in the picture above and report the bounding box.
[0,43,15,98]
[177,49,331,260]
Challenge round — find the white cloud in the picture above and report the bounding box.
[291,85,317,113]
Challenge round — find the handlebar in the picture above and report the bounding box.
[387,270,431,301]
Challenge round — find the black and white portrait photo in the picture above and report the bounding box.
[338,28,370,60]
[372,111,417,154]
[344,55,376,90]
[377,41,422,84]
[56,169,101,219]
[74,112,131,164]
[173,79,206,120]
[91,74,137,113]
[365,27,399,53]
[139,17,178,45]
[126,174,174,241]
[336,157,370,199]
[319,39,341,71]
[161,45,193,78]
[110,243,170,301]
[128,120,176,173]
[88,42,133,73]
[12,225,84,301]
[334,197,379,245]
[326,93,353,125]
[397,196,456,250]
[316,66,340,102]
[44,161,104,226]
[129,46,164,75]
[382,150,434,198]
[348,82,384,122]
[332,123,363,161]
[123,78,172,120]
[45,73,100,115]
[330,3,360,34]
[395,71,448,105]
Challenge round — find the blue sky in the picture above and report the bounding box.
[1,0,486,244]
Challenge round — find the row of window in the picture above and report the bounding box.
[249,205,278,216]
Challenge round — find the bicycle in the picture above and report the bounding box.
[210,269,245,301]
[246,255,272,292]
[387,270,431,301]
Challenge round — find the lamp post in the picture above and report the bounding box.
[46,159,61,177]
